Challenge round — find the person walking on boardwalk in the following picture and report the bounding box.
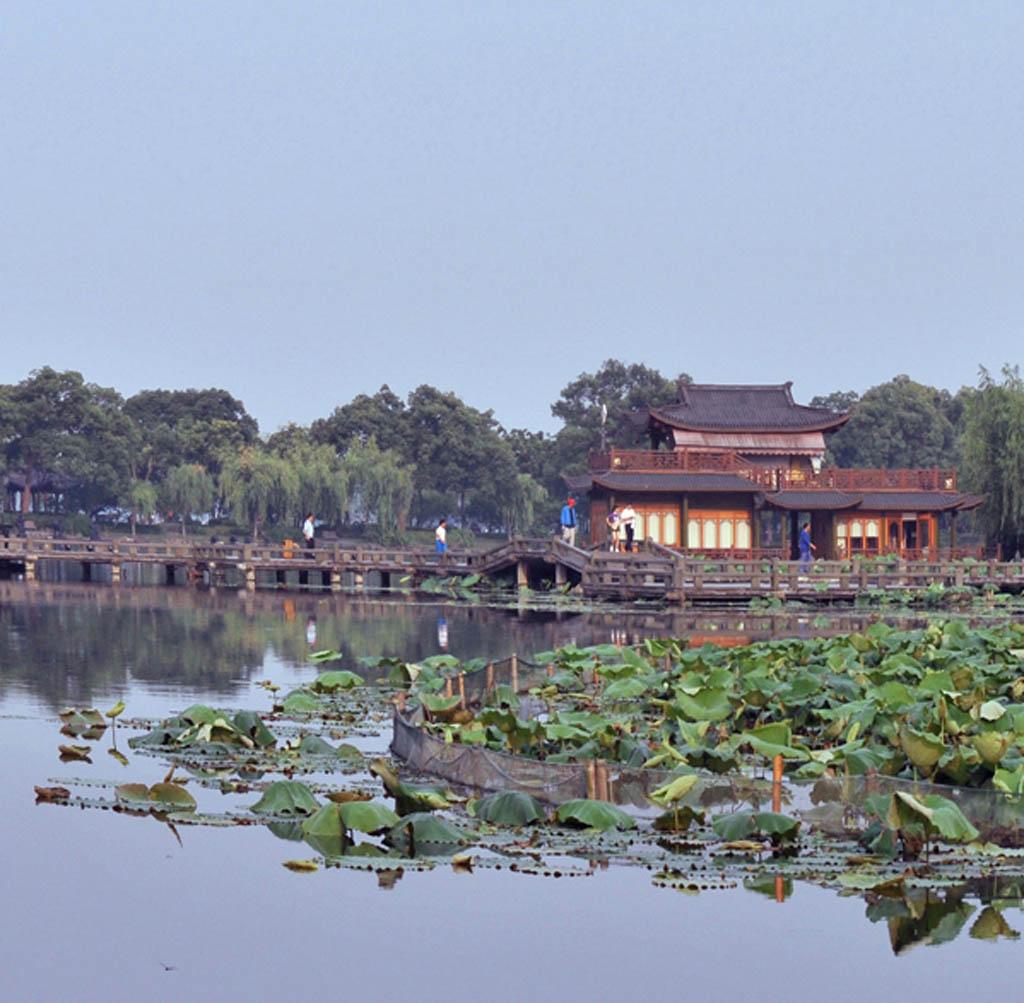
[606,507,621,552]
[619,503,636,552]
[435,518,448,559]
[560,497,578,547]
[302,513,315,553]
[799,521,816,572]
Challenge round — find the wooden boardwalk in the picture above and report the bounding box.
[1,533,1021,603]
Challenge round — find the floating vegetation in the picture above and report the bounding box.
[31,622,1024,955]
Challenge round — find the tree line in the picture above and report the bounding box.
[0,362,1021,550]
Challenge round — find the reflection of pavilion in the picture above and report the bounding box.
[571,383,983,559]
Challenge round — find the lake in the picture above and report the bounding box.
[1,580,1021,1002]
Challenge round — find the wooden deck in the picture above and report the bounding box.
[0,534,1022,603]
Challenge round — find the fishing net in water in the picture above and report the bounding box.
[391,652,1024,842]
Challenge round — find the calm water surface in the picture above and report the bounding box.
[0,582,1019,1002]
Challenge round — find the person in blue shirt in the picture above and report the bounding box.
[799,522,816,572]
[560,498,578,547]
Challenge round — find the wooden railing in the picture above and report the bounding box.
[587,450,958,493]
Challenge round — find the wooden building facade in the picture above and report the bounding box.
[571,384,982,559]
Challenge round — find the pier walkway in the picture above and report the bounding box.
[1,534,1021,603]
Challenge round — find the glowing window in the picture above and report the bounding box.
[736,519,751,549]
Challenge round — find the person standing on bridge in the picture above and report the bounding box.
[560,498,578,547]
[435,518,448,559]
[619,503,636,552]
[302,513,315,554]
[799,521,816,572]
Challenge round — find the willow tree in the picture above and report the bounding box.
[274,441,348,528]
[343,438,414,543]
[219,448,298,539]
[160,464,216,537]
[123,478,158,537]
[502,473,548,538]
[961,365,1024,554]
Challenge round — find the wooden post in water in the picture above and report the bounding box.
[772,754,783,813]
[585,759,596,799]
[458,672,466,710]
[510,652,519,694]
[485,661,495,698]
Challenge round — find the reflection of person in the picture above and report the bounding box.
[619,504,636,552]
[606,508,620,552]
[437,616,449,650]
[799,522,816,572]
[303,513,315,551]
[435,518,447,555]
[306,617,317,646]
[560,498,578,546]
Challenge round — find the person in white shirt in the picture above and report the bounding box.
[619,504,636,552]
[435,518,447,555]
[302,513,315,552]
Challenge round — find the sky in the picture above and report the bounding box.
[4,1,1024,436]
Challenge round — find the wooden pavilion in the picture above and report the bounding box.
[570,383,982,559]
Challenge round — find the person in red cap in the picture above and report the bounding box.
[560,497,578,547]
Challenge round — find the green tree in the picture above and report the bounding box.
[343,438,414,543]
[405,385,518,528]
[961,365,1024,554]
[122,478,158,537]
[285,442,349,529]
[824,375,959,469]
[551,359,689,454]
[0,368,132,514]
[311,385,408,459]
[160,464,216,536]
[502,473,548,538]
[219,448,297,539]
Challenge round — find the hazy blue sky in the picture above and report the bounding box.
[4,2,1023,435]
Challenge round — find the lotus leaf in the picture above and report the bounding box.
[601,677,648,701]
[887,791,980,843]
[338,800,400,833]
[311,670,364,692]
[971,729,1013,766]
[473,790,546,825]
[232,710,276,747]
[282,691,324,714]
[969,907,1020,940]
[250,781,320,817]
[554,799,636,831]
[309,648,343,662]
[387,812,470,854]
[712,810,800,843]
[297,735,337,756]
[115,781,196,811]
[899,726,945,771]
[649,774,699,806]
[672,688,734,722]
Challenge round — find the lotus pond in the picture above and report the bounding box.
[4,581,1024,1001]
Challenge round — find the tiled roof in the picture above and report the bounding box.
[856,492,976,512]
[767,491,862,511]
[591,472,758,493]
[648,383,848,433]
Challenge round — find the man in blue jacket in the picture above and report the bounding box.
[560,498,578,547]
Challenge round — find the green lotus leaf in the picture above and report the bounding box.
[672,688,734,722]
[420,693,463,714]
[652,805,705,831]
[601,677,648,701]
[338,800,400,833]
[743,735,809,762]
[250,780,320,816]
[554,799,636,831]
[297,735,336,756]
[899,726,945,771]
[311,670,364,692]
[179,704,219,725]
[992,765,1024,795]
[232,711,276,748]
[712,810,800,843]
[282,690,324,714]
[387,812,470,854]
[336,743,365,762]
[887,791,979,843]
[308,648,343,663]
[473,790,546,825]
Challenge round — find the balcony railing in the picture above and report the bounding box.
[588,449,957,493]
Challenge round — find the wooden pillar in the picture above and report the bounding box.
[24,558,35,581]
[353,571,364,592]
[111,563,121,584]
[516,560,528,590]
[243,566,256,591]
[555,562,566,586]
[330,570,342,592]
